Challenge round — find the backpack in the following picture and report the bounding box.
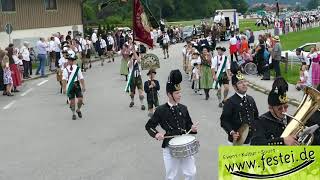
[263,49,270,63]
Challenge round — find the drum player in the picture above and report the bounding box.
[220,72,259,145]
[145,69,199,180]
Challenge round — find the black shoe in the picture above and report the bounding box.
[129,102,134,108]
[76,110,82,118]
[3,92,7,96]
[13,89,20,92]
[219,102,223,108]
[141,105,146,110]
[261,78,270,80]
[72,115,77,120]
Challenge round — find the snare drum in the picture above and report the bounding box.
[168,135,199,158]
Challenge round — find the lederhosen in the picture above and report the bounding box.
[144,80,160,109]
[67,66,83,99]
[216,56,229,86]
[130,60,143,93]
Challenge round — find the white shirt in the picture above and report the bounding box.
[162,34,170,44]
[211,55,231,72]
[107,36,114,45]
[190,57,201,66]
[297,52,310,65]
[91,32,98,43]
[128,59,141,77]
[20,46,30,61]
[229,37,237,45]
[54,37,61,52]
[48,40,55,52]
[62,64,84,81]
[300,70,309,84]
[100,39,107,49]
[58,57,68,69]
[192,68,200,80]
[236,92,247,99]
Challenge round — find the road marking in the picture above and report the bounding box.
[20,88,33,97]
[37,80,49,86]
[3,101,16,110]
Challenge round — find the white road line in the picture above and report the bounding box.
[20,88,33,97]
[37,80,49,86]
[3,101,16,110]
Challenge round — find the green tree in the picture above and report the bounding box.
[307,0,320,10]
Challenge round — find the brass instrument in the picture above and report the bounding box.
[281,86,320,145]
[233,123,250,145]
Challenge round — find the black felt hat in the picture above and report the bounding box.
[166,69,182,93]
[232,71,245,85]
[268,90,289,106]
[147,69,156,75]
[216,46,226,52]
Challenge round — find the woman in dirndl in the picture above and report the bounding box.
[120,42,131,81]
[6,44,22,92]
[199,46,213,100]
[309,47,320,88]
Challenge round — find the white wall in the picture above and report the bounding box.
[0,25,83,49]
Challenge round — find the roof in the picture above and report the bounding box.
[216,9,237,12]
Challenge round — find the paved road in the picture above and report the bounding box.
[0,41,295,180]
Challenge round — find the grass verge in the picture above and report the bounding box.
[280,27,320,50]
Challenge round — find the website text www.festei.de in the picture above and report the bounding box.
[224,148,315,172]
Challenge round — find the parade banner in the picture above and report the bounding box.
[219,146,320,180]
[133,0,153,48]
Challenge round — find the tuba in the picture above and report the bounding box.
[281,86,320,145]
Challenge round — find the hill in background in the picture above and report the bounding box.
[246,0,310,6]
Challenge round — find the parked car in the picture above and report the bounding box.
[182,26,193,41]
[281,43,317,62]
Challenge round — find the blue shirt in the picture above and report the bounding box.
[37,41,47,55]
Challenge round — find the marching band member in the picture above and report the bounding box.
[145,69,198,180]
[62,50,86,120]
[251,80,298,146]
[220,72,259,145]
[211,47,232,107]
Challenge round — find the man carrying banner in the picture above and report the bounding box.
[145,69,198,180]
[211,47,232,107]
[220,72,259,145]
[62,50,86,120]
[125,49,145,110]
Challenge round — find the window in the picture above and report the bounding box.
[1,0,16,12]
[302,44,316,52]
[45,0,57,10]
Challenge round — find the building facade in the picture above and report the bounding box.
[0,0,83,48]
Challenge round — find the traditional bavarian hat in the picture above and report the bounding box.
[147,69,157,75]
[166,69,182,93]
[216,46,226,51]
[232,71,245,85]
[66,50,77,60]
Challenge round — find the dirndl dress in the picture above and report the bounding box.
[120,57,129,76]
[200,64,213,89]
[9,64,22,87]
[311,54,320,86]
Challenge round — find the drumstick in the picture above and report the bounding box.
[186,121,200,134]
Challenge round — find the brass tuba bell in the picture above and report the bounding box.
[281,86,320,145]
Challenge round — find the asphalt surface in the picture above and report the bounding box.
[0,41,295,180]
